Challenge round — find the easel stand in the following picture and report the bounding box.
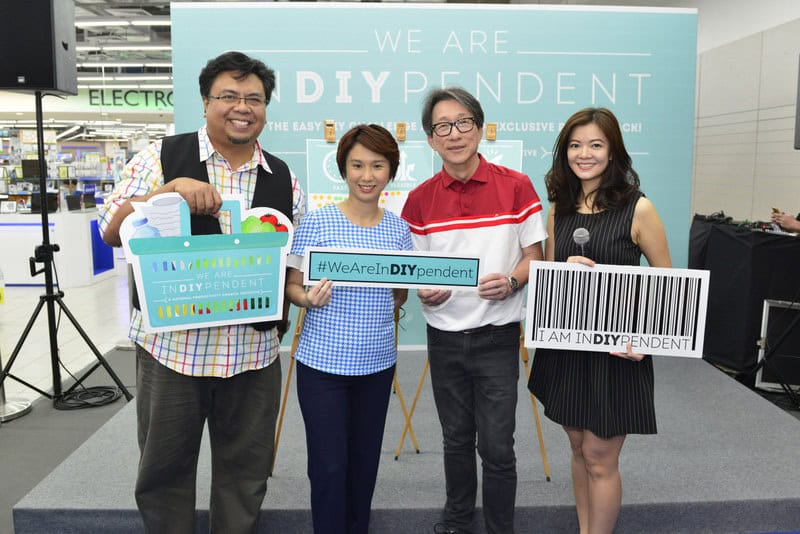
[273,308,305,473]
[749,310,800,410]
[273,308,419,472]
[393,324,551,481]
[0,91,132,410]
[273,313,551,482]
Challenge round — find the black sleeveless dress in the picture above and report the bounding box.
[528,192,657,438]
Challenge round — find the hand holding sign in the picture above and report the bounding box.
[306,278,333,308]
[119,194,294,333]
[302,247,480,290]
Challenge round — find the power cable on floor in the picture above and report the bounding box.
[46,260,127,410]
[54,386,122,410]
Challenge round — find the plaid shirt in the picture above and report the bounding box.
[98,127,306,377]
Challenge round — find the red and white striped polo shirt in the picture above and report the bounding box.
[401,155,547,332]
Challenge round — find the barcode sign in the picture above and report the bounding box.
[524,262,709,358]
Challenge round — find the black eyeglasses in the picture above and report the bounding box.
[207,94,267,107]
[431,117,477,137]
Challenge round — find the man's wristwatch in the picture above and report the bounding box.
[506,275,520,293]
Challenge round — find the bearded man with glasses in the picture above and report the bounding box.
[99,51,306,533]
[401,87,547,534]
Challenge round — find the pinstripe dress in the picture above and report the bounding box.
[528,192,657,438]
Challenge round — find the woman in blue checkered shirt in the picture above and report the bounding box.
[286,124,412,534]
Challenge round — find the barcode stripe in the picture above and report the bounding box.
[534,268,703,339]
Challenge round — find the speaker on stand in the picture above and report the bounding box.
[0,0,133,417]
[0,0,77,94]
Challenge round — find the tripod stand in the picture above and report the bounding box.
[0,91,132,409]
[747,304,800,411]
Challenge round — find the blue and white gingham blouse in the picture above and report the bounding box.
[289,204,412,376]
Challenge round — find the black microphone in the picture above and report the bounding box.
[573,227,590,257]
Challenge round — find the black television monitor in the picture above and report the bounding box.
[21,159,42,178]
[83,192,96,209]
[30,192,58,213]
[756,300,800,392]
[65,192,96,211]
[65,194,81,211]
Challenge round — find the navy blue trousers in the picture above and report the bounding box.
[296,361,395,534]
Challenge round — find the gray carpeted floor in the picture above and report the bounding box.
[3,349,800,533]
[0,346,136,534]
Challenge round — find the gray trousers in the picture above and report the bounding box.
[134,346,281,534]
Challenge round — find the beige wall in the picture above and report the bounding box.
[693,17,800,222]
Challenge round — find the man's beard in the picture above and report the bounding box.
[227,134,252,146]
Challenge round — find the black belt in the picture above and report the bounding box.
[461,322,519,335]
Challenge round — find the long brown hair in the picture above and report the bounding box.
[546,107,639,216]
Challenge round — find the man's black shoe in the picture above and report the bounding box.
[433,523,461,534]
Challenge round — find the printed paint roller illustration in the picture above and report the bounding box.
[119,193,293,333]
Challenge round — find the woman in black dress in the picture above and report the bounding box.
[529,108,671,534]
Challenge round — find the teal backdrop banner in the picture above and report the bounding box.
[171,3,697,347]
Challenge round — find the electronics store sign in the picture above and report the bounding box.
[82,89,173,110]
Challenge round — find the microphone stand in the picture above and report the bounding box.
[0,91,132,411]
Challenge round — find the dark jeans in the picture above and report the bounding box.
[134,346,281,534]
[296,361,395,534]
[427,323,520,534]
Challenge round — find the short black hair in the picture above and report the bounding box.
[336,124,400,181]
[198,51,276,105]
[420,87,484,136]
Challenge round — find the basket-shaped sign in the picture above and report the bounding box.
[122,194,293,333]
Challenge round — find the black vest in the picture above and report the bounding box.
[132,132,293,332]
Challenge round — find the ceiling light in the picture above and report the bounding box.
[75,19,131,27]
[79,62,146,68]
[77,75,172,81]
[78,84,174,90]
[61,132,87,142]
[130,18,171,26]
[79,61,172,69]
[77,44,171,52]
[100,45,172,51]
[56,125,82,140]
[115,75,172,81]
[74,17,170,27]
